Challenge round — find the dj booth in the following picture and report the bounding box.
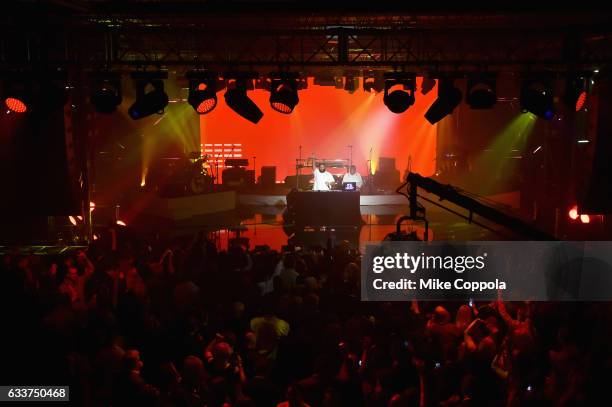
[285,190,362,227]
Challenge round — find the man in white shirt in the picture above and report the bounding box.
[342,165,364,190]
[312,162,335,191]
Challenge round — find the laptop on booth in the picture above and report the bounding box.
[342,182,357,191]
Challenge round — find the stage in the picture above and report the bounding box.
[236,191,407,207]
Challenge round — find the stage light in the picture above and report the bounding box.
[270,76,299,114]
[3,79,30,113]
[466,76,497,109]
[128,75,169,120]
[568,206,579,220]
[364,71,384,93]
[4,73,67,113]
[224,78,263,123]
[4,97,27,113]
[344,74,358,94]
[383,73,416,114]
[424,78,462,124]
[116,220,127,226]
[90,73,122,114]
[580,214,590,224]
[564,75,588,112]
[187,78,217,114]
[421,77,436,95]
[520,78,554,120]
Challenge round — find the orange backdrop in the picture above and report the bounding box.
[200,77,437,181]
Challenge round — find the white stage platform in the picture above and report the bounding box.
[237,193,407,207]
[145,190,237,220]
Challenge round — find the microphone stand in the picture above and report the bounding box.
[367,147,374,194]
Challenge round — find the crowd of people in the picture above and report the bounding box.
[1,227,610,406]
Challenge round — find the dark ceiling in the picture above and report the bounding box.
[2,1,612,74]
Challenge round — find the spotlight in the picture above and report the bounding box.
[564,75,588,112]
[383,73,416,114]
[466,76,496,109]
[187,75,218,115]
[128,73,169,120]
[269,75,299,114]
[4,74,67,113]
[224,77,263,123]
[424,78,462,124]
[4,97,27,113]
[90,73,122,114]
[363,71,384,93]
[344,73,359,94]
[568,205,579,220]
[3,78,31,113]
[520,78,554,120]
[421,76,436,95]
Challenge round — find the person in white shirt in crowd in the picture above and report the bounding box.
[341,165,364,190]
[312,162,336,191]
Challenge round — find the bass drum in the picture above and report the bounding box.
[188,173,214,195]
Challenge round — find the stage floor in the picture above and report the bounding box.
[237,192,407,207]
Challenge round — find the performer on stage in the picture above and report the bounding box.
[342,165,364,190]
[312,161,335,191]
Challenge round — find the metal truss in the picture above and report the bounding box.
[1,19,612,73]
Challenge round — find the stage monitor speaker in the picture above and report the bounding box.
[260,166,276,187]
[373,170,400,191]
[245,169,255,185]
[581,79,612,214]
[222,167,247,186]
[378,157,397,172]
[284,174,314,189]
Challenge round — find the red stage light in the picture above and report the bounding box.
[575,91,587,111]
[271,101,293,114]
[197,98,217,114]
[580,214,590,223]
[5,97,27,113]
[568,206,579,220]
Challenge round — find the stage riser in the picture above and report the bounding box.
[238,193,408,207]
[145,191,237,220]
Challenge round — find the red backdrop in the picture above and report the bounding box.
[200,77,437,181]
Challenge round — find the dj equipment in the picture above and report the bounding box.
[285,191,361,227]
[342,182,357,191]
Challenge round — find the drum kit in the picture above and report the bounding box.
[149,152,215,197]
[186,152,215,194]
